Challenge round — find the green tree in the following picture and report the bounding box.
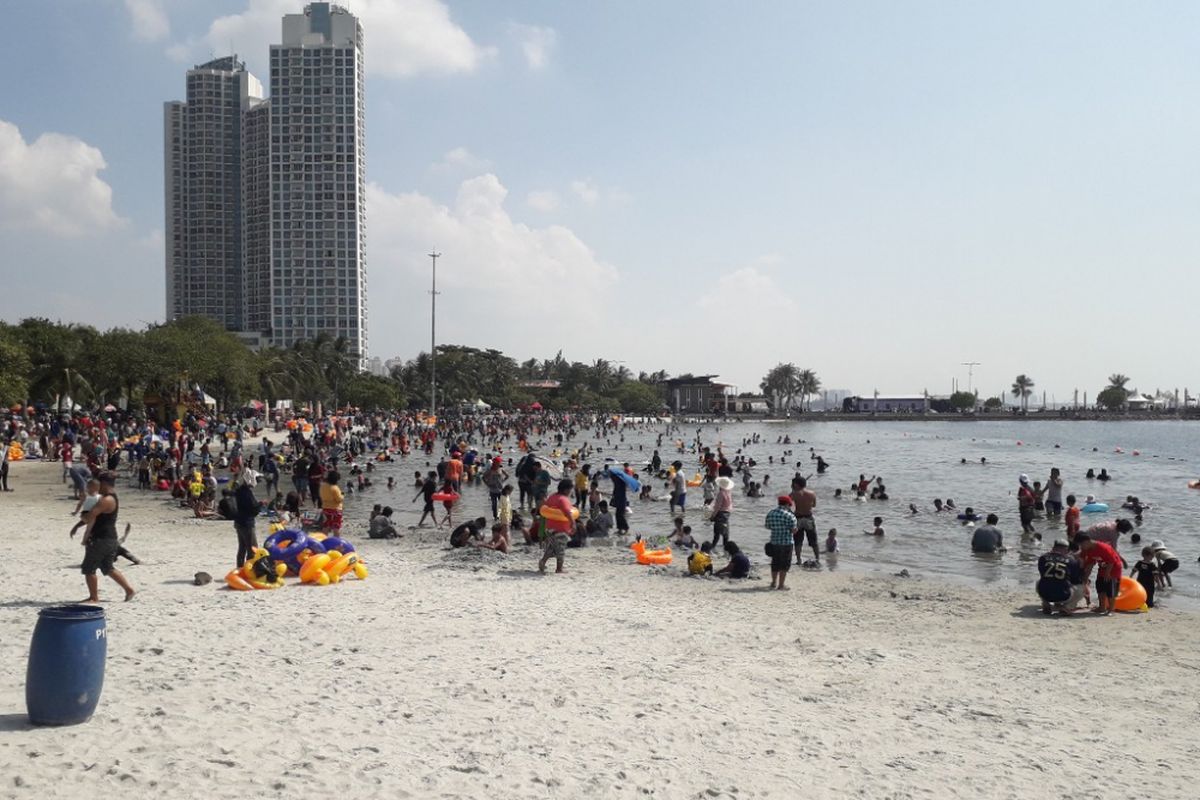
[1106,374,1131,391]
[17,319,98,411]
[1096,386,1129,410]
[797,368,821,411]
[1011,374,1035,412]
[614,381,665,414]
[0,326,31,406]
[760,363,801,413]
[950,391,977,412]
[343,373,402,410]
[983,396,1003,410]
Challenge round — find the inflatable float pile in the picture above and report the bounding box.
[225,548,287,591]
[6,442,24,462]
[223,530,369,589]
[630,539,672,565]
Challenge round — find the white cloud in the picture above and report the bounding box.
[526,189,560,212]
[0,120,122,237]
[125,0,170,42]
[368,174,616,291]
[173,0,493,78]
[509,23,557,70]
[697,265,796,315]
[570,179,599,205]
[431,146,490,172]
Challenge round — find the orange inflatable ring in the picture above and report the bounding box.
[539,505,580,524]
[1115,576,1148,612]
[637,547,673,565]
[686,473,703,487]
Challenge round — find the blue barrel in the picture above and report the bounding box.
[25,605,107,726]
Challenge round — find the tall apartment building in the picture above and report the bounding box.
[164,56,263,330]
[269,3,367,357]
[165,3,367,359]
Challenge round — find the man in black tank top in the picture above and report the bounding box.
[81,472,136,602]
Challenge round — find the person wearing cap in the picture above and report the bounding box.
[1150,540,1179,587]
[764,496,798,590]
[1017,474,1037,534]
[1037,539,1084,615]
[710,475,734,548]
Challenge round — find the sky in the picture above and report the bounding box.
[2,1,1199,403]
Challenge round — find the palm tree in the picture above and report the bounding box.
[761,363,801,414]
[798,369,821,412]
[1107,374,1131,391]
[256,347,298,424]
[1011,374,1035,412]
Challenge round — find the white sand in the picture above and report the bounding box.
[1,457,1197,799]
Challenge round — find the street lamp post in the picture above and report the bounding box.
[429,250,441,417]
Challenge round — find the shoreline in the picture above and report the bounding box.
[2,456,1198,798]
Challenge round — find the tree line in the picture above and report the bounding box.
[0,317,675,415]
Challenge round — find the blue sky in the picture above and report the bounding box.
[2,1,1199,403]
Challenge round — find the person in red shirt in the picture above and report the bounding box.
[538,480,576,575]
[1064,494,1081,542]
[1077,533,1124,615]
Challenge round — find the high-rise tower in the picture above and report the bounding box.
[268,2,367,358]
[164,4,367,360]
[164,56,263,330]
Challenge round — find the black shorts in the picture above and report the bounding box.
[1095,576,1118,599]
[1036,578,1071,604]
[1160,558,1179,575]
[795,516,817,549]
[81,538,119,576]
[768,543,792,572]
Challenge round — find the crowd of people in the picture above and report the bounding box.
[0,406,1187,609]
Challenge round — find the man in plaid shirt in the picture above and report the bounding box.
[765,496,798,590]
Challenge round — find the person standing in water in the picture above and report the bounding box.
[1044,468,1064,517]
[789,476,819,565]
[80,471,135,603]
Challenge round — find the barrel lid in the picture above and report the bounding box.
[39,605,106,621]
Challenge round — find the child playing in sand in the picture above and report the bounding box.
[865,516,884,536]
[688,541,714,575]
[1130,546,1160,608]
[673,524,698,549]
[474,522,510,554]
[590,500,614,537]
[825,528,839,553]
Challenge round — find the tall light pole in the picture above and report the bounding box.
[961,361,980,394]
[429,250,441,417]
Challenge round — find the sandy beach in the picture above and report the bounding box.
[1,456,1197,800]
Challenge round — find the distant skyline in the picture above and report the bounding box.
[2,1,1199,400]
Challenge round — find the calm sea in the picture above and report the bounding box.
[615,419,1200,607]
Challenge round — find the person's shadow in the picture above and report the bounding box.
[496,569,546,580]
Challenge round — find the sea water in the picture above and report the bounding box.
[607,419,1200,607]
